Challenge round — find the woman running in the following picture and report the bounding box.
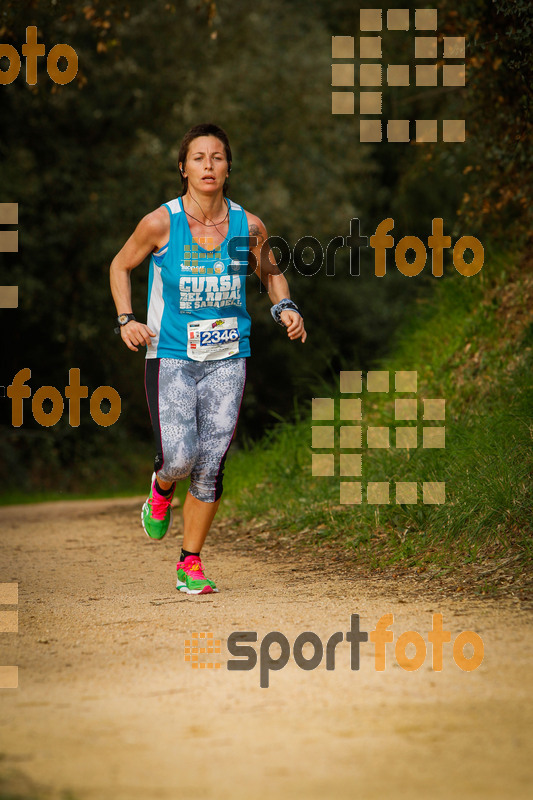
[110,123,306,595]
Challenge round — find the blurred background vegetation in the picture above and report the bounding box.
[0,0,531,502]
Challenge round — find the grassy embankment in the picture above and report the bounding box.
[1,250,531,595]
[221,250,533,591]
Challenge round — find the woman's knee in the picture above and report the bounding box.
[159,440,199,482]
[188,457,226,503]
[188,475,222,503]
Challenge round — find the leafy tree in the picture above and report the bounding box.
[443,0,532,241]
[3,0,521,493]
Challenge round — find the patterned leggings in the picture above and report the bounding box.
[144,357,246,503]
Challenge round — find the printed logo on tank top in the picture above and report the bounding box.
[178,242,244,312]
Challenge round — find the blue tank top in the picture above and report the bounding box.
[146,196,251,361]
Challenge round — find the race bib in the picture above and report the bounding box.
[187,317,240,362]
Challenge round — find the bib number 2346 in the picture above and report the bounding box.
[187,317,240,361]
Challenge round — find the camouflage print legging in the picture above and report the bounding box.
[144,357,246,503]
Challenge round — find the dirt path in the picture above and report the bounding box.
[0,497,531,800]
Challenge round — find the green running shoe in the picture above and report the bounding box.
[176,555,219,594]
[141,473,174,540]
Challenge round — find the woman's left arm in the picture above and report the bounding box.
[247,213,307,343]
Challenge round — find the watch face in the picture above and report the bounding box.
[118,314,130,325]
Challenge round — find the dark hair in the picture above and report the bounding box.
[177,123,232,196]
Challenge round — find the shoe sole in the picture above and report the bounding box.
[176,582,219,595]
[141,503,173,540]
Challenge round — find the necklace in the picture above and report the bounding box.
[183,192,229,227]
[184,207,229,227]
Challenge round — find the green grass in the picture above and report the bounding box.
[220,250,533,577]
[0,443,155,506]
[2,250,531,590]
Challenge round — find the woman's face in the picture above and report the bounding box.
[181,135,229,194]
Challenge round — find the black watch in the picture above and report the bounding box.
[114,313,136,334]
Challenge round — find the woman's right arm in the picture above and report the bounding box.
[109,207,169,352]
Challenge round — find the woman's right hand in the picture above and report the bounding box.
[120,321,156,352]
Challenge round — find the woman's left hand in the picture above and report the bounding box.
[280,310,307,343]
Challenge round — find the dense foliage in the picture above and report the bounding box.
[0,0,530,493]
